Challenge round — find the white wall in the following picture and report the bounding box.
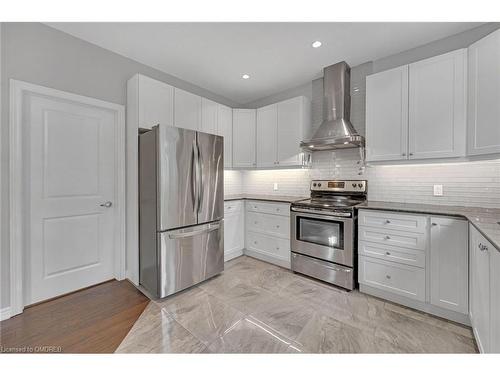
[0,22,239,310]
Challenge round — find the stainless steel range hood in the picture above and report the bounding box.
[301,61,364,151]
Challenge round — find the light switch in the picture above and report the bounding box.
[433,184,443,196]
[273,183,278,191]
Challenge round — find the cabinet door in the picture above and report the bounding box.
[408,49,467,159]
[366,66,409,161]
[430,217,468,313]
[233,109,256,168]
[201,98,218,134]
[470,225,491,353]
[217,104,233,168]
[468,29,500,156]
[256,104,278,167]
[136,74,174,129]
[490,241,500,353]
[277,97,308,166]
[224,202,244,261]
[174,88,201,130]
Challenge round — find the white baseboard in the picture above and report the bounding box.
[359,284,471,326]
[243,248,291,269]
[0,307,11,321]
[224,248,244,262]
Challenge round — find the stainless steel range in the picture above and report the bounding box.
[290,180,367,290]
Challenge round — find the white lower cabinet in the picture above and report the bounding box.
[244,200,290,268]
[470,224,500,353]
[358,209,469,324]
[224,200,244,261]
[430,217,468,314]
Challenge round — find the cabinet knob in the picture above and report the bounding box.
[276,225,280,228]
[254,241,258,245]
[432,223,437,226]
[386,275,391,279]
[276,247,280,250]
[402,153,406,156]
[409,153,414,156]
[385,220,391,224]
[254,221,258,224]
[385,251,391,256]
[384,235,391,240]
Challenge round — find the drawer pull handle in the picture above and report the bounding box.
[431,223,437,226]
[227,206,232,209]
[276,208,280,212]
[384,235,391,240]
[254,241,258,245]
[276,247,280,250]
[385,251,391,256]
[386,275,391,279]
[385,220,391,224]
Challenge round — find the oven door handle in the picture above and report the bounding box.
[291,207,352,220]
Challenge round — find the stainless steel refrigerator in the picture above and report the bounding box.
[139,126,224,298]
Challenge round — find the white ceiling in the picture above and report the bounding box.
[47,22,483,105]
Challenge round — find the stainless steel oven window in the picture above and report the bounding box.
[296,216,344,250]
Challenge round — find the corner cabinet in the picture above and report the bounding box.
[224,200,244,261]
[467,29,500,156]
[470,224,500,353]
[366,49,467,162]
[233,109,257,168]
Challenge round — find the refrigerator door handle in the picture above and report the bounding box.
[192,139,200,214]
[196,138,203,213]
[167,223,220,239]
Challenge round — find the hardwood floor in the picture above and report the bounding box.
[0,280,149,353]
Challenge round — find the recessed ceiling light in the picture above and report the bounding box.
[312,41,322,48]
[242,74,250,80]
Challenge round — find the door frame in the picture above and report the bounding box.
[9,79,126,317]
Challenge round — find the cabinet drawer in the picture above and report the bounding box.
[246,200,290,217]
[246,211,289,239]
[359,256,426,301]
[246,231,290,261]
[224,200,243,214]
[358,226,426,250]
[359,241,425,268]
[359,210,427,233]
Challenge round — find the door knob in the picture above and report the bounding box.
[100,201,113,208]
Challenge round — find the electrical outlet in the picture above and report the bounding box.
[433,184,443,196]
[273,183,279,191]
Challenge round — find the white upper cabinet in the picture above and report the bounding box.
[408,49,467,159]
[174,88,202,130]
[256,104,278,167]
[277,96,310,166]
[366,49,468,162]
[467,29,500,156]
[201,98,218,134]
[217,104,233,169]
[129,74,174,130]
[366,65,409,161]
[429,217,468,314]
[233,109,256,168]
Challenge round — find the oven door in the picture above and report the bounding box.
[291,209,353,267]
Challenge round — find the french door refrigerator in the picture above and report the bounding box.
[139,126,224,298]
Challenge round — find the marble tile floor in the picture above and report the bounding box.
[115,256,478,354]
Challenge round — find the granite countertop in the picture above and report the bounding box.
[224,194,308,204]
[357,201,500,252]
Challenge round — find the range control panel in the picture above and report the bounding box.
[310,180,367,193]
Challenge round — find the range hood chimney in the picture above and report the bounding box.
[301,61,364,151]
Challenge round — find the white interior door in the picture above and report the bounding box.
[27,93,118,305]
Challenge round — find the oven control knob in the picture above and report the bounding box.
[313,183,317,187]
[352,183,356,188]
[358,183,363,188]
[318,183,322,187]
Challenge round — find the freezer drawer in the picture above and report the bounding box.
[156,221,224,298]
